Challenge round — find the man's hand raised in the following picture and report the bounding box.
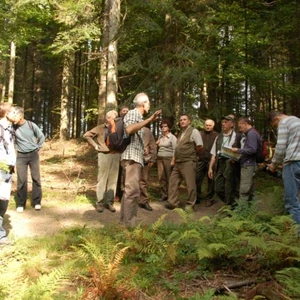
[149,109,162,122]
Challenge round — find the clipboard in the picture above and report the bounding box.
[220,145,241,161]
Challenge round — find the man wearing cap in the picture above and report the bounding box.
[208,115,237,206]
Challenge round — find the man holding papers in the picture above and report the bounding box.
[208,115,238,206]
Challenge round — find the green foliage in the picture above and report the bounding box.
[0,237,73,300]
[276,267,300,298]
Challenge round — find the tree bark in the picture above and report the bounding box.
[98,0,120,124]
[98,0,110,124]
[8,41,16,104]
[106,0,120,110]
[60,52,73,141]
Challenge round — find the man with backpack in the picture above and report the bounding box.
[7,106,45,212]
[232,117,259,204]
[0,102,16,245]
[84,110,120,213]
[120,92,161,227]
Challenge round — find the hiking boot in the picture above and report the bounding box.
[105,203,116,213]
[96,203,104,213]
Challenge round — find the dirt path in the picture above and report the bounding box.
[4,140,223,239]
[6,199,223,238]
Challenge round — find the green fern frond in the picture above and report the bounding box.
[173,208,192,223]
[237,235,268,251]
[22,266,70,300]
[197,248,214,260]
[199,215,212,223]
[276,267,300,298]
[207,243,229,253]
[151,214,167,232]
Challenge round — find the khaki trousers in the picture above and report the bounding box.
[167,160,197,207]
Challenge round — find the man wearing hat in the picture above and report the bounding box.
[208,115,238,206]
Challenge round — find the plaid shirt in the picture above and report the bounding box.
[272,116,300,168]
[121,108,144,166]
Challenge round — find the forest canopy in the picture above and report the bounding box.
[0,0,299,139]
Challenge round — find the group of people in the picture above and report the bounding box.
[83,93,300,232]
[0,103,44,245]
[1,95,300,241]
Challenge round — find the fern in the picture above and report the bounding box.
[74,238,137,299]
[22,266,70,300]
[276,267,300,298]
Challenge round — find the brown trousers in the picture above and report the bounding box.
[120,160,142,227]
[167,160,197,207]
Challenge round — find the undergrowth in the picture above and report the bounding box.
[2,197,299,299]
[1,165,299,299]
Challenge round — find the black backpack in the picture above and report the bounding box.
[105,117,131,153]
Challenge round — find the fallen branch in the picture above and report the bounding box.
[215,279,256,293]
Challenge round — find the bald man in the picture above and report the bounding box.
[196,119,219,206]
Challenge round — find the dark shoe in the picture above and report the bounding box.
[205,199,215,207]
[96,203,104,213]
[165,203,177,210]
[106,203,116,213]
[139,203,153,211]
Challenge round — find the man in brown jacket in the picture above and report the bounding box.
[83,110,119,213]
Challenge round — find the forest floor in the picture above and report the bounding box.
[5,139,224,239]
[3,139,287,299]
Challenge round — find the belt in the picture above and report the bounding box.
[18,149,38,154]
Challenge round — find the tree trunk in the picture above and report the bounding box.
[98,0,110,124]
[106,0,120,110]
[98,0,120,124]
[60,52,73,141]
[8,41,16,104]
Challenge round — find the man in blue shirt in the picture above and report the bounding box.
[232,117,258,203]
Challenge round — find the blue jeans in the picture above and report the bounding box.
[282,161,300,224]
[16,150,42,208]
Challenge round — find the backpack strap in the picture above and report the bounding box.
[0,124,9,154]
